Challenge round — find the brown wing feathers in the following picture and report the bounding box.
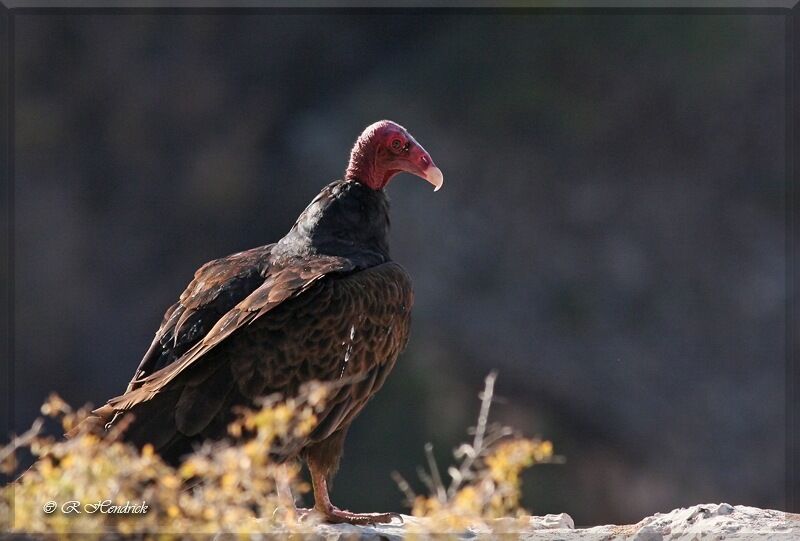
[104,255,355,414]
[124,244,275,394]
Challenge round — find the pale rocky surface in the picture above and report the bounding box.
[284,503,797,540]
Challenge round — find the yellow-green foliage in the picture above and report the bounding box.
[1,373,555,536]
[1,385,329,537]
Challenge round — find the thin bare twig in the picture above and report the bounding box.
[2,418,45,481]
[425,443,447,504]
[473,370,497,453]
[446,371,500,499]
[391,471,417,507]
[416,465,436,496]
[0,418,44,465]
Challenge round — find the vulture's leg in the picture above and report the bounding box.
[305,429,402,525]
[308,462,402,525]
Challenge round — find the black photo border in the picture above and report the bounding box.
[0,1,796,532]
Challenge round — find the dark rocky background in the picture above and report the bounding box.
[3,11,787,526]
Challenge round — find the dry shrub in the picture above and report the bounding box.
[393,371,558,533]
[1,383,330,536]
[1,372,557,536]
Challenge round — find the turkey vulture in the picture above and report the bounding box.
[90,120,443,524]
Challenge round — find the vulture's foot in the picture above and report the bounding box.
[315,505,403,525]
[306,454,403,525]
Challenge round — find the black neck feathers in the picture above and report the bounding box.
[274,180,390,267]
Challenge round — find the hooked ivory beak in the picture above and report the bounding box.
[424,166,444,192]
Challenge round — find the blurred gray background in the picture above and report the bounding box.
[4,11,788,525]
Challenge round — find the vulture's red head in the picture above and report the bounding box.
[345,120,443,192]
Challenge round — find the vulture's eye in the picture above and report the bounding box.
[391,139,402,150]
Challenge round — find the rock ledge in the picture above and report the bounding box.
[296,503,797,540]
